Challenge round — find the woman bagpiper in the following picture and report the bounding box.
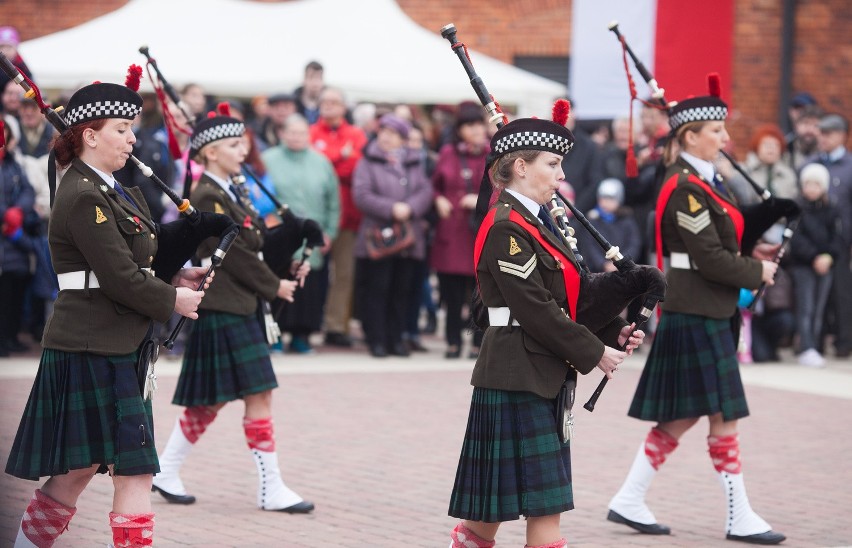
[6,73,209,547]
[606,75,786,545]
[447,103,645,548]
[151,108,314,514]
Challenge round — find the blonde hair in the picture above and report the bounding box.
[663,121,707,166]
[489,150,541,190]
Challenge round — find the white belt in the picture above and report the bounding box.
[57,268,153,291]
[669,252,698,270]
[488,307,520,327]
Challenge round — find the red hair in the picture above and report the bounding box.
[53,119,107,167]
[748,123,785,153]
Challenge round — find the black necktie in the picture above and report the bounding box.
[538,205,562,239]
[114,183,139,210]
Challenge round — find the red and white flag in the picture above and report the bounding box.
[569,0,734,120]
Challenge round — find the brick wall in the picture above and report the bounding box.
[5,0,850,153]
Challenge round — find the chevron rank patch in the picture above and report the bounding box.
[676,210,711,235]
[497,255,536,279]
[688,194,702,213]
[95,206,108,224]
[509,236,522,255]
[214,202,225,214]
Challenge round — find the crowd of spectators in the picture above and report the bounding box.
[1,25,850,366]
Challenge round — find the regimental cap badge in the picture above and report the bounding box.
[688,194,702,213]
[509,236,522,256]
[95,206,108,224]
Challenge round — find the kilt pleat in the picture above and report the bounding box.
[5,349,158,481]
[172,311,277,407]
[628,312,749,422]
[449,388,573,522]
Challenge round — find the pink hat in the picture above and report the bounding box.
[0,26,20,47]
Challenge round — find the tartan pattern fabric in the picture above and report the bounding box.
[179,406,218,444]
[109,512,154,547]
[492,130,574,155]
[19,489,76,546]
[6,349,158,481]
[449,388,573,522]
[65,100,141,125]
[628,312,749,422]
[172,311,277,407]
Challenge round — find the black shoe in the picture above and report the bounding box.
[151,484,196,505]
[389,342,410,357]
[370,344,388,358]
[445,346,461,359]
[324,332,353,347]
[270,500,315,514]
[607,509,671,535]
[406,339,428,353]
[726,531,786,545]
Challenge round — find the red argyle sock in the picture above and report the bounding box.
[450,521,495,548]
[525,539,568,548]
[644,427,679,470]
[708,433,742,474]
[179,406,217,444]
[244,416,276,452]
[109,512,154,547]
[19,489,76,547]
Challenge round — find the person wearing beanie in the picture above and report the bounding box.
[448,101,645,548]
[5,70,211,547]
[574,178,641,273]
[788,163,842,367]
[152,106,315,516]
[606,74,786,545]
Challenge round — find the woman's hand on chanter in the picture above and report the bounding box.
[174,287,204,319]
[618,323,645,355]
[597,346,626,380]
[171,266,214,290]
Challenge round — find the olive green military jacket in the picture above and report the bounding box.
[658,157,763,319]
[42,159,176,355]
[473,191,626,399]
[191,174,280,316]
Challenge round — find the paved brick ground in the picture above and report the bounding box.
[1,338,850,547]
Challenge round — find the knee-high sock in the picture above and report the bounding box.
[708,434,772,536]
[180,406,218,444]
[525,539,568,548]
[15,489,76,548]
[109,512,154,548]
[608,427,678,524]
[450,522,495,548]
[152,407,217,495]
[245,417,304,510]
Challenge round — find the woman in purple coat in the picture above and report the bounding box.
[431,103,490,358]
[353,114,433,357]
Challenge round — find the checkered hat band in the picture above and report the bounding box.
[65,101,141,125]
[670,105,728,129]
[493,131,574,155]
[191,123,245,151]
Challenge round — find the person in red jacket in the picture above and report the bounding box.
[310,86,368,347]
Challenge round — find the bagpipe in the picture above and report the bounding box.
[440,23,667,411]
[0,52,241,286]
[138,46,325,278]
[607,21,800,311]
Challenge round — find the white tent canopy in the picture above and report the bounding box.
[19,0,566,116]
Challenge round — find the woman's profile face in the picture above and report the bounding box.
[685,121,729,161]
[92,118,136,173]
[514,152,564,205]
[204,136,247,175]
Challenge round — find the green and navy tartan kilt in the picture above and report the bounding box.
[5,349,158,481]
[628,312,749,422]
[172,310,277,407]
[448,388,573,522]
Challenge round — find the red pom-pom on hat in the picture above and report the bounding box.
[207,111,217,119]
[552,99,571,126]
[707,72,721,98]
[216,101,231,117]
[125,64,143,92]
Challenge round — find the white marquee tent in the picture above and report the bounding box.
[19,0,567,116]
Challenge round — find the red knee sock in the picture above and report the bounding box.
[644,427,679,470]
[19,489,76,547]
[244,416,276,452]
[526,539,568,548]
[450,522,495,548]
[708,434,742,474]
[179,406,217,443]
[109,512,154,547]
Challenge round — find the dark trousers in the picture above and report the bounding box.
[437,273,483,349]
[790,265,834,353]
[751,309,795,362]
[0,271,30,345]
[404,259,429,338]
[827,245,852,354]
[357,256,416,348]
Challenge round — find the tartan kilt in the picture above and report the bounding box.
[628,312,749,422]
[5,349,158,481]
[448,388,573,522]
[172,310,277,407]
